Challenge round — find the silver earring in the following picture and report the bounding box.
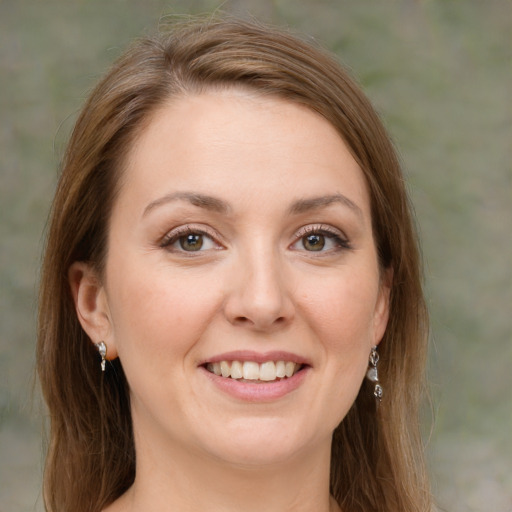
[366,345,383,401]
[95,341,107,372]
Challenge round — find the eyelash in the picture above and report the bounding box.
[292,224,351,253]
[159,223,351,254]
[160,225,222,253]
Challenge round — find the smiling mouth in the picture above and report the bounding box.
[204,360,304,383]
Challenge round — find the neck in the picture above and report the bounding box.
[110,430,339,512]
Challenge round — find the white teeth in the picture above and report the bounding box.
[275,360,286,378]
[206,360,302,381]
[285,361,295,378]
[242,361,260,380]
[207,362,222,375]
[230,360,243,379]
[220,361,231,378]
[259,361,276,381]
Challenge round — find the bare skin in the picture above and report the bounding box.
[71,90,389,512]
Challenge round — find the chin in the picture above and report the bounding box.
[199,416,323,467]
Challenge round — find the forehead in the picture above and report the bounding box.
[117,90,371,219]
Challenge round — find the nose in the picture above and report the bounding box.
[223,247,295,332]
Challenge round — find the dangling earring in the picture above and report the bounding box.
[95,341,107,372]
[366,345,383,401]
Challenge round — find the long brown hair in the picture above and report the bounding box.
[37,16,431,512]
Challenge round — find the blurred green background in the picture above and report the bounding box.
[0,1,510,510]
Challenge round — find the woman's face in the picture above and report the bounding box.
[83,91,390,466]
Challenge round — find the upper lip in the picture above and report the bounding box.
[198,350,311,366]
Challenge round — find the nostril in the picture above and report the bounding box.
[232,315,288,329]
[233,316,252,325]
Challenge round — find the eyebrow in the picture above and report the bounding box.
[142,191,230,217]
[288,194,363,218]
[142,191,363,219]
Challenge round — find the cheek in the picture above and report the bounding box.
[306,273,378,338]
[298,266,380,374]
[106,262,221,368]
[290,270,380,433]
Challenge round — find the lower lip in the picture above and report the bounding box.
[200,366,310,402]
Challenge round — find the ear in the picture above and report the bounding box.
[373,267,393,346]
[68,262,118,360]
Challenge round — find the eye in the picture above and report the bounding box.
[291,225,351,253]
[302,233,326,251]
[178,233,207,251]
[160,226,221,253]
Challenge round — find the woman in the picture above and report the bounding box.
[37,16,431,512]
